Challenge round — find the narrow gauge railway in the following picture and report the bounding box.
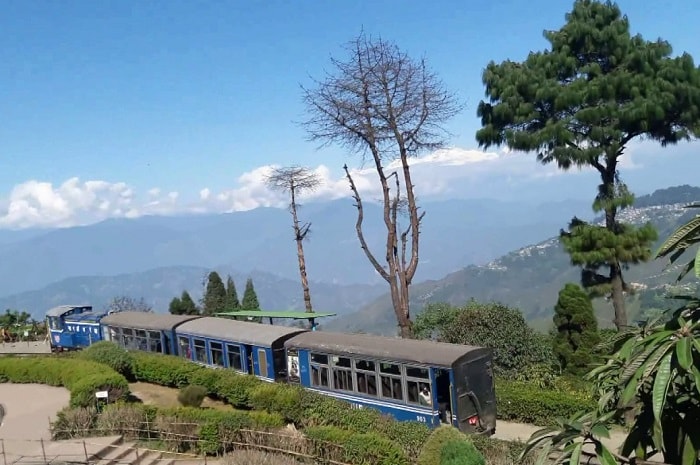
[46,305,497,435]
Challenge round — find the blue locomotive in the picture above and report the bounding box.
[46,305,497,435]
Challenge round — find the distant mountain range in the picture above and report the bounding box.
[0,196,596,319]
[324,185,700,335]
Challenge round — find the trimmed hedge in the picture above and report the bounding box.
[496,379,596,426]
[0,356,129,408]
[78,341,134,379]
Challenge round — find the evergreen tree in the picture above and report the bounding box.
[180,291,199,315]
[202,271,226,316]
[241,278,260,310]
[552,283,600,375]
[475,0,700,330]
[225,275,240,311]
[241,278,261,323]
[168,296,183,315]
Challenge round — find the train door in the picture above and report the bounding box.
[435,369,453,425]
[244,344,254,375]
[453,355,496,434]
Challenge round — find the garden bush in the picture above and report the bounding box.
[304,426,409,465]
[0,356,129,408]
[178,385,208,408]
[417,425,471,465]
[496,379,595,426]
[440,439,485,465]
[78,341,134,379]
[130,352,201,388]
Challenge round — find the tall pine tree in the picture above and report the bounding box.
[168,296,183,315]
[202,271,226,316]
[241,278,261,323]
[225,275,240,311]
[552,283,600,375]
[475,0,700,330]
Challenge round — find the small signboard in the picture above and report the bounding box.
[95,391,109,399]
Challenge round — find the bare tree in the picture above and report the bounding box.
[266,166,321,319]
[105,295,153,314]
[301,32,461,338]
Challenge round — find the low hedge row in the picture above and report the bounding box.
[495,379,596,426]
[0,355,129,408]
[53,402,410,465]
[125,350,431,458]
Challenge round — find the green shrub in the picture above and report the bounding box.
[496,379,595,426]
[440,439,485,465]
[78,341,134,379]
[343,431,410,465]
[418,425,470,465]
[468,434,528,465]
[214,370,262,408]
[178,385,208,408]
[0,356,129,408]
[130,352,201,387]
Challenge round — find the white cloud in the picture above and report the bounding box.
[0,140,685,230]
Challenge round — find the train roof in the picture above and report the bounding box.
[177,317,308,347]
[46,305,93,317]
[284,331,489,367]
[65,312,106,323]
[101,311,201,331]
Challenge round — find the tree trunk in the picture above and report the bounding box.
[602,162,628,331]
[290,187,313,315]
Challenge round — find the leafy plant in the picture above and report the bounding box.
[655,203,700,282]
[177,385,208,408]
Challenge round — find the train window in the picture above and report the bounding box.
[381,375,403,401]
[355,359,375,372]
[311,365,329,388]
[147,331,162,353]
[310,352,330,388]
[310,353,328,365]
[258,349,268,377]
[356,371,378,396]
[226,344,243,371]
[332,356,352,368]
[332,356,353,392]
[122,328,134,336]
[178,336,191,359]
[406,381,432,406]
[380,363,401,375]
[406,366,430,379]
[193,338,207,363]
[210,342,225,367]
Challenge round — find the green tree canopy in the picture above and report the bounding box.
[415,300,553,375]
[241,278,260,311]
[202,271,226,315]
[475,0,700,330]
[180,291,199,315]
[224,275,240,311]
[552,283,600,375]
[168,296,183,315]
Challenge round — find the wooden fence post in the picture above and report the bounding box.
[1,438,6,465]
[40,438,47,464]
[83,440,89,462]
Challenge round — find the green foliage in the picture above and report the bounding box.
[513,363,558,389]
[78,341,134,379]
[476,0,700,330]
[523,202,700,465]
[655,204,700,282]
[0,309,32,327]
[224,275,240,310]
[0,356,129,408]
[496,379,595,426]
[241,278,261,310]
[417,425,470,465]
[412,302,460,340]
[169,291,200,315]
[440,439,485,465]
[177,385,208,408]
[130,352,203,388]
[428,300,554,375]
[203,271,227,316]
[552,283,601,375]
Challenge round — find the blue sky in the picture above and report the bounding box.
[0,0,699,228]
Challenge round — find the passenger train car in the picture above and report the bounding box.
[46,305,497,435]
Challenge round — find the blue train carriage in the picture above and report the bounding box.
[174,317,308,381]
[284,331,497,435]
[100,311,202,355]
[46,305,106,351]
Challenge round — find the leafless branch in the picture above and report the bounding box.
[344,164,390,282]
[301,31,458,337]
